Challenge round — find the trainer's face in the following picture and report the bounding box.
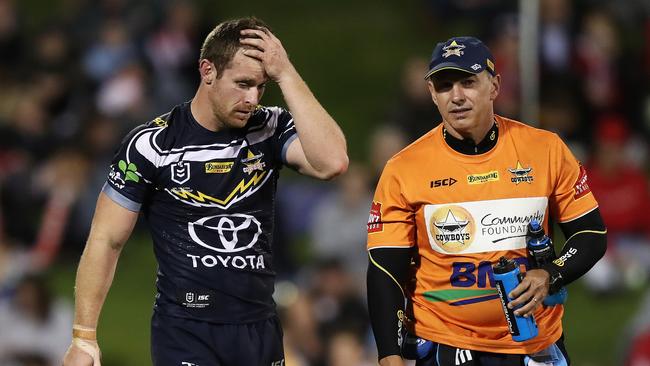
[427,70,500,141]
[205,50,267,129]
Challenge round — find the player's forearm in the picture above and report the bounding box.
[277,69,348,178]
[71,192,137,330]
[73,236,124,329]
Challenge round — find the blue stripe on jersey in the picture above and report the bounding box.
[281,134,298,165]
[102,183,142,212]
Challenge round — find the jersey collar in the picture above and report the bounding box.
[443,120,498,155]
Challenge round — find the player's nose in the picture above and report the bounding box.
[244,88,261,106]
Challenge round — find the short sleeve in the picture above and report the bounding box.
[103,125,158,212]
[273,107,297,165]
[549,136,599,223]
[367,159,416,249]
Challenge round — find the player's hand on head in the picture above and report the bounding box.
[63,339,101,366]
[506,268,550,318]
[239,28,295,83]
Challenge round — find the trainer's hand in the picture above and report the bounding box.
[63,339,101,366]
[507,268,550,317]
[239,28,296,83]
[379,355,405,366]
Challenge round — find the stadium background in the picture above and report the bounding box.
[1,0,649,365]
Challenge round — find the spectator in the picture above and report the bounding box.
[385,56,441,142]
[0,275,73,366]
[309,162,373,279]
[583,115,650,294]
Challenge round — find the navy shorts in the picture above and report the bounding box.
[151,312,285,366]
[406,334,570,366]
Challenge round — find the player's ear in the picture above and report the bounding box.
[427,79,438,106]
[489,73,500,101]
[199,59,216,85]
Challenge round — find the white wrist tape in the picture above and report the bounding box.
[72,337,102,366]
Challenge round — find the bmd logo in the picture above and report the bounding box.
[188,214,262,253]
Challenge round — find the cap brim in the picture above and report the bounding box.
[424,63,479,79]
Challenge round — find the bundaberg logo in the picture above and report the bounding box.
[429,206,475,253]
[467,171,499,185]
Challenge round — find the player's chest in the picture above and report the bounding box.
[155,143,275,209]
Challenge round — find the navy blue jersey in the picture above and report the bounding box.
[102,101,297,324]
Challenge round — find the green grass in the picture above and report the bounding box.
[563,282,645,366]
[48,233,646,365]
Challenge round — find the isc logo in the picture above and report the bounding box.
[431,178,457,188]
[198,295,210,301]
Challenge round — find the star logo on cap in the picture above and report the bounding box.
[442,40,465,58]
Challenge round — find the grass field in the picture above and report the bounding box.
[48,232,646,365]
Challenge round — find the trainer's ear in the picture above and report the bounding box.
[490,73,501,101]
[427,79,438,106]
[199,59,216,85]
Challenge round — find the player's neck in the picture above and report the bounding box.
[190,88,224,132]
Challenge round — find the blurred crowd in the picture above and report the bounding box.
[0,0,649,365]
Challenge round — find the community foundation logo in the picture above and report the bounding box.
[429,206,475,253]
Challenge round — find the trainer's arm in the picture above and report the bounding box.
[239,28,348,180]
[63,192,138,365]
[510,208,607,317]
[367,247,412,366]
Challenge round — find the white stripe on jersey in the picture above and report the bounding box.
[128,107,283,168]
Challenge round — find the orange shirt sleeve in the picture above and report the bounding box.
[549,135,599,223]
[367,158,416,249]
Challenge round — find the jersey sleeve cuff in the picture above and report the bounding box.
[102,183,142,212]
[281,134,298,165]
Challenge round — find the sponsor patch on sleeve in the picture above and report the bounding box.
[367,201,384,233]
[573,164,591,199]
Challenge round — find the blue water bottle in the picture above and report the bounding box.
[492,256,538,342]
[526,219,568,306]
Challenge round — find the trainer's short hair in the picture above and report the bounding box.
[200,17,270,78]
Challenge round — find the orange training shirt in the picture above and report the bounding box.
[367,115,598,354]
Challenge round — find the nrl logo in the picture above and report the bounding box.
[442,40,465,58]
[242,150,266,175]
[508,161,534,185]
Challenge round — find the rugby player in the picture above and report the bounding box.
[63,17,348,366]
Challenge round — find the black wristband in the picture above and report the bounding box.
[540,264,564,294]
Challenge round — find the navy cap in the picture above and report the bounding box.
[425,36,496,79]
